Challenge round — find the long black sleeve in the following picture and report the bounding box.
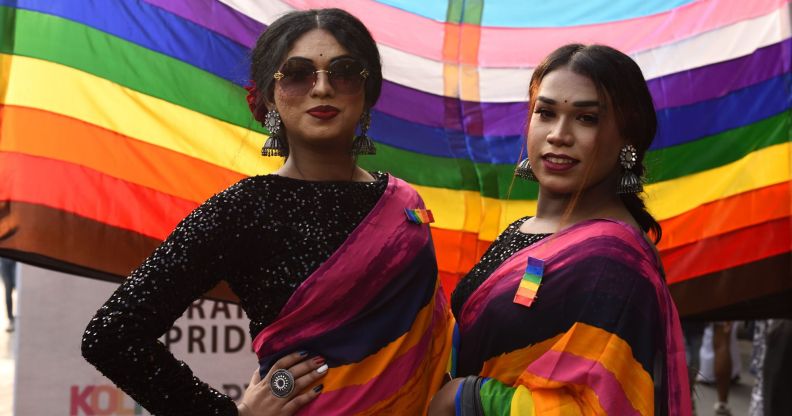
[82,173,387,415]
[82,182,246,415]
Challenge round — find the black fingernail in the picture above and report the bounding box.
[313,384,324,393]
[298,350,308,356]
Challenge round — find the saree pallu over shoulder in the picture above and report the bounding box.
[252,176,453,415]
[457,219,691,415]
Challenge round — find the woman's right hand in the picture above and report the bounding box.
[237,351,328,416]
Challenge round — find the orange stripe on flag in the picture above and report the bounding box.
[661,216,792,284]
[658,183,791,251]
[431,228,481,275]
[0,105,244,204]
[429,184,791,283]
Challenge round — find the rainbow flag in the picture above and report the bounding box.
[513,257,544,307]
[405,208,435,224]
[0,0,789,318]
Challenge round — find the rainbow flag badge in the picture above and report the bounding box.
[513,257,544,308]
[404,208,434,224]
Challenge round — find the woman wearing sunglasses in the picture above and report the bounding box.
[428,44,691,415]
[82,8,452,416]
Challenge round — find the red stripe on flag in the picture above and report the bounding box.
[0,152,197,240]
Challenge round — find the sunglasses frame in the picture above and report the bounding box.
[273,60,370,95]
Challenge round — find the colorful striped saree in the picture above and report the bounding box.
[455,219,691,415]
[252,176,453,415]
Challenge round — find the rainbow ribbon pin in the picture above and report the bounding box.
[513,257,544,307]
[404,208,434,224]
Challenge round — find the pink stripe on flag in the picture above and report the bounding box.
[285,0,784,67]
[477,0,786,66]
[527,350,641,415]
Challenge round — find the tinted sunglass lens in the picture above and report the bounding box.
[279,62,316,95]
[276,59,366,95]
[329,60,365,94]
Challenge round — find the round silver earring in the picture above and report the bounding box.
[514,158,537,181]
[261,110,288,157]
[351,110,376,155]
[617,144,642,194]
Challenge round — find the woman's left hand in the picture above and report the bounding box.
[428,377,464,415]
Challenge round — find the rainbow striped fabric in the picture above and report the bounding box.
[252,177,452,415]
[405,208,435,224]
[0,1,789,315]
[513,257,543,307]
[456,220,690,414]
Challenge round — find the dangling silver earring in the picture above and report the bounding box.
[351,110,376,155]
[617,144,642,194]
[514,158,537,181]
[262,110,288,157]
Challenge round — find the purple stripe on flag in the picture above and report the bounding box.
[127,4,790,140]
[142,0,265,47]
[526,257,544,276]
[649,38,792,110]
[375,38,790,137]
[375,82,528,137]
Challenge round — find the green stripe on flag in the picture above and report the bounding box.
[0,6,265,134]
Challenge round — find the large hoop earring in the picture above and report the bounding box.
[617,144,642,194]
[514,158,537,181]
[262,110,288,157]
[351,110,376,155]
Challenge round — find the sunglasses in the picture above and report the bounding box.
[273,58,369,96]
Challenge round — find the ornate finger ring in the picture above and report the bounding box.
[269,369,295,398]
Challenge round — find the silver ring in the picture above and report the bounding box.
[269,369,295,398]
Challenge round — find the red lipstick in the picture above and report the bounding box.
[541,153,579,172]
[307,105,340,120]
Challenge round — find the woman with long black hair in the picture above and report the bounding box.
[83,9,452,415]
[431,44,691,415]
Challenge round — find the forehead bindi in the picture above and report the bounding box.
[285,29,349,66]
[537,68,599,107]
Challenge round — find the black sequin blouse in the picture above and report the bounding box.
[82,173,388,416]
[451,217,550,318]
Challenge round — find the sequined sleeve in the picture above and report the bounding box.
[81,183,250,416]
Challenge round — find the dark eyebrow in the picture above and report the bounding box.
[283,55,358,68]
[329,55,358,64]
[537,96,600,108]
[283,56,313,65]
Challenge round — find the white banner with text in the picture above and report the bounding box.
[14,264,257,415]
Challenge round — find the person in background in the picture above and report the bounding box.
[0,257,15,332]
[712,322,735,415]
[749,320,769,416]
[751,319,792,416]
[683,320,706,415]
